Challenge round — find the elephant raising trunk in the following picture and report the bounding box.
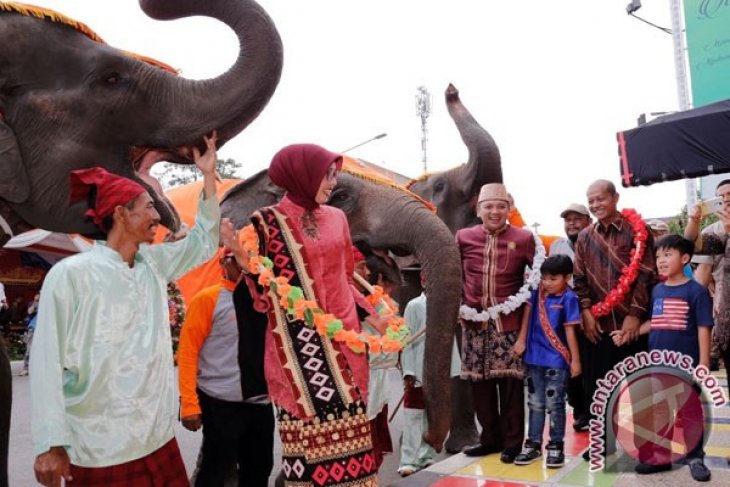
[407,83,502,233]
[221,169,462,450]
[0,0,282,242]
[404,84,504,452]
[138,0,283,147]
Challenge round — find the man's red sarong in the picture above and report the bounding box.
[68,438,188,487]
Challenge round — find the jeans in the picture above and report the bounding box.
[526,365,568,444]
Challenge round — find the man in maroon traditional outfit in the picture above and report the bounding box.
[456,183,535,463]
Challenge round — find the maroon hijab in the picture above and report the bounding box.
[268,144,343,210]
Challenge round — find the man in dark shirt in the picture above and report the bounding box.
[573,180,657,459]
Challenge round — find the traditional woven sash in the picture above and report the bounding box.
[252,206,359,418]
[254,206,377,486]
[538,285,571,366]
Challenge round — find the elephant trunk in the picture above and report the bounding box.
[405,206,462,451]
[446,84,502,195]
[139,0,282,147]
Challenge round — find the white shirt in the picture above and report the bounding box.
[30,195,220,467]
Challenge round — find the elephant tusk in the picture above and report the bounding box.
[0,213,13,237]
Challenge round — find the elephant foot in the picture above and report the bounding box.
[444,427,480,454]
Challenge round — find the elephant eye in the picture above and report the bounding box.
[434,180,446,192]
[328,190,347,204]
[104,73,122,85]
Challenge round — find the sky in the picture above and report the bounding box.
[30,0,695,235]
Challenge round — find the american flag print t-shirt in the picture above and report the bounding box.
[648,280,714,367]
[651,298,690,330]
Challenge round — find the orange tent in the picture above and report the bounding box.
[155,179,241,303]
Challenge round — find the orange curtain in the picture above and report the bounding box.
[154,179,241,303]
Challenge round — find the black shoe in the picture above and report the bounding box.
[463,444,501,457]
[688,459,711,482]
[514,440,542,465]
[500,447,521,464]
[545,442,565,468]
[582,449,590,461]
[710,357,720,372]
[635,462,672,475]
[573,415,589,432]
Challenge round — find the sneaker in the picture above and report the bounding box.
[545,442,565,468]
[514,441,542,465]
[573,415,589,432]
[463,444,502,457]
[18,369,28,376]
[500,447,521,464]
[688,459,711,482]
[635,462,672,474]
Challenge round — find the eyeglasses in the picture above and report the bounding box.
[325,167,339,181]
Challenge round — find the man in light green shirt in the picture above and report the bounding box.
[31,134,221,487]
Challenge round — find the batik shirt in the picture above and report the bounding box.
[30,194,219,467]
[573,213,657,332]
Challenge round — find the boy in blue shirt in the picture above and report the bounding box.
[612,234,713,482]
[513,255,582,468]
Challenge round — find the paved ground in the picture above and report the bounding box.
[391,370,730,487]
[9,362,729,486]
[7,363,435,486]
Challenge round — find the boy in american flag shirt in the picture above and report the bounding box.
[613,234,713,482]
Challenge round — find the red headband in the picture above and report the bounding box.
[69,167,146,231]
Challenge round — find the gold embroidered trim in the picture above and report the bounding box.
[0,1,178,74]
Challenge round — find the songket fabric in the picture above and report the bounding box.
[461,321,524,380]
[253,198,376,487]
[30,195,219,467]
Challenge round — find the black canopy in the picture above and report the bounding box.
[617,99,730,187]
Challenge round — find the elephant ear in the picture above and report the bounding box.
[0,118,30,203]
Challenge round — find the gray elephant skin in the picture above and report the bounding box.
[0,0,282,243]
[0,1,282,484]
[221,169,462,450]
[406,84,504,453]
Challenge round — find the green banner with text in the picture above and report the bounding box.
[684,0,730,107]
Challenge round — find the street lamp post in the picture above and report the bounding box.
[341,133,388,154]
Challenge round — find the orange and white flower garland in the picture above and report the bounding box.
[239,224,409,354]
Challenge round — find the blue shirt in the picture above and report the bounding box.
[524,288,581,369]
[648,280,713,367]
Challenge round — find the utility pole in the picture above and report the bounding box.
[415,86,432,173]
[531,222,541,234]
[669,0,697,207]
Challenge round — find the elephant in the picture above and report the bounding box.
[221,168,462,451]
[0,0,283,245]
[0,1,282,483]
[407,83,502,234]
[404,84,504,453]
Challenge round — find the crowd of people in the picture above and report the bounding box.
[21,129,730,486]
